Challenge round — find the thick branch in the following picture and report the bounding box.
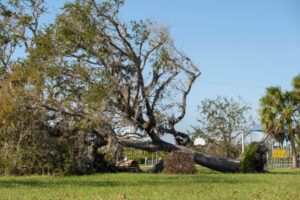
[41,104,84,119]
[170,71,200,125]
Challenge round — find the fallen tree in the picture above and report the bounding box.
[117,138,240,173]
[0,0,267,174]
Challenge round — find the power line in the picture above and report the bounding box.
[198,81,266,89]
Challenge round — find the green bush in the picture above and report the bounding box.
[239,142,267,173]
[239,142,258,173]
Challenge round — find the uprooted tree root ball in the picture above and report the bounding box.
[163,151,197,174]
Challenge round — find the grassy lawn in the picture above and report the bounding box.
[0,167,299,200]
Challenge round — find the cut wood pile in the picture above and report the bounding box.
[116,160,140,172]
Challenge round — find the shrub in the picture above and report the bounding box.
[239,142,268,173]
[163,151,197,174]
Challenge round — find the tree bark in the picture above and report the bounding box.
[289,132,299,168]
[117,137,241,173]
[152,152,154,165]
[144,160,164,173]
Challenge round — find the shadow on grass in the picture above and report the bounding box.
[0,173,261,189]
[2,167,298,189]
[267,169,300,175]
[0,179,121,188]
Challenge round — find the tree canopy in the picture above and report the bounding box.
[0,0,269,174]
[0,0,203,174]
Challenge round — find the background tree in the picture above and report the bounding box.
[292,74,300,118]
[192,96,255,158]
[292,74,300,155]
[260,80,299,168]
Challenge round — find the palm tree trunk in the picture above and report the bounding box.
[289,132,299,168]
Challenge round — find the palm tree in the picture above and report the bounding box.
[292,74,300,158]
[292,74,300,90]
[292,74,300,115]
[260,87,299,168]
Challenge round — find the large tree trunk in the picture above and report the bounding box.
[173,145,241,172]
[289,132,299,168]
[117,138,241,173]
[144,160,164,173]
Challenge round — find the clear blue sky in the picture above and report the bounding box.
[47,0,300,133]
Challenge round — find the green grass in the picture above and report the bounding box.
[0,167,299,200]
